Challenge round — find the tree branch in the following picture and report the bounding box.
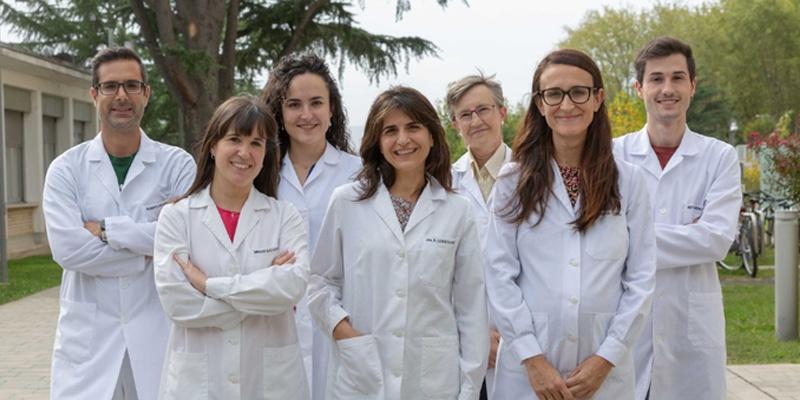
[279,0,330,60]
[218,0,240,100]
[131,0,197,105]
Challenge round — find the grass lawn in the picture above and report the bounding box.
[0,255,62,305]
[721,245,775,277]
[721,255,800,363]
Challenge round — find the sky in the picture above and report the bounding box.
[331,0,706,143]
[1,0,708,143]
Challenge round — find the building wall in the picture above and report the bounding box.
[1,47,95,258]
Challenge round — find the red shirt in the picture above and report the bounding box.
[216,205,240,241]
[651,144,678,169]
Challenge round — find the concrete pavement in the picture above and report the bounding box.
[0,286,798,399]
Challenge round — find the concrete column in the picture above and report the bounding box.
[775,209,799,341]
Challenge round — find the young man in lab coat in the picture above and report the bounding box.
[613,37,741,400]
[42,47,195,400]
[446,73,512,400]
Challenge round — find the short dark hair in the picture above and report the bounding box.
[90,47,147,87]
[634,36,695,83]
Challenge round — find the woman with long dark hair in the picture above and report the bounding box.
[485,50,656,400]
[260,54,361,398]
[154,96,309,399]
[309,86,488,399]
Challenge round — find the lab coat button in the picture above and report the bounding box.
[569,296,578,304]
[229,337,239,345]
[229,374,239,384]
[569,259,578,267]
[567,335,577,342]
[395,289,405,298]
[393,370,402,377]
[396,250,404,258]
[121,282,129,289]
[659,208,667,215]
[393,330,404,338]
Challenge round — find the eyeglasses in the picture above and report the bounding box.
[454,104,497,124]
[95,80,147,96]
[536,86,597,106]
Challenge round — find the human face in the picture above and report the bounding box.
[211,128,266,191]
[379,110,433,177]
[90,60,150,134]
[635,53,696,124]
[536,64,604,144]
[281,73,331,150]
[451,85,507,155]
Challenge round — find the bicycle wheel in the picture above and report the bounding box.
[716,260,740,271]
[740,216,758,277]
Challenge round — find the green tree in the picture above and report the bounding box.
[607,91,646,137]
[1,0,460,148]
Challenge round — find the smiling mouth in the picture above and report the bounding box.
[231,161,252,170]
[657,98,679,104]
[393,148,418,156]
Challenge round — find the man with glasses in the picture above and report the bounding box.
[614,37,740,400]
[446,73,512,400]
[43,47,195,400]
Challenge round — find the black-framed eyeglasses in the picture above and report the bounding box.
[95,80,147,96]
[535,86,597,106]
[454,104,497,124]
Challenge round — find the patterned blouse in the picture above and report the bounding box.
[558,164,581,207]
[390,194,416,231]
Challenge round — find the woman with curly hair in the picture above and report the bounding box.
[260,53,361,399]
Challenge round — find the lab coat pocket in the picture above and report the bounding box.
[688,292,725,348]
[264,343,309,400]
[419,238,457,288]
[420,336,460,399]
[53,299,96,364]
[163,352,208,400]
[586,214,628,260]
[334,334,384,398]
[144,201,167,222]
[680,203,704,224]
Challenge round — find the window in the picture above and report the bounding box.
[4,110,25,203]
[43,115,57,170]
[73,120,86,144]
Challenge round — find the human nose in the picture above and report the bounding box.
[396,129,410,144]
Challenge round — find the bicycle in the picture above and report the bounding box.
[716,192,760,277]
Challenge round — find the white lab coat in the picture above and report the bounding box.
[614,126,741,400]
[279,143,361,399]
[451,144,511,398]
[42,132,195,400]
[153,185,310,400]
[485,159,656,400]
[308,178,489,400]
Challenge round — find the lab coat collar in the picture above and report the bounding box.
[629,125,700,178]
[370,175,447,242]
[190,185,271,251]
[87,130,155,201]
[453,144,512,211]
[280,141,342,193]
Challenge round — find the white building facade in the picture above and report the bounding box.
[1,43,96,258]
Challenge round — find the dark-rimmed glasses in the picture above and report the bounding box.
[535,86,597,106]
[95,80,147,96]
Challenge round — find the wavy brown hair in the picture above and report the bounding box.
[505,49,620,232]
[180,96,280,200]
[356,86,452,200]
[259,53,353,159]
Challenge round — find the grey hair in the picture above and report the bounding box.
[445,72,505,120]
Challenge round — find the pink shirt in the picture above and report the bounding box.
[216,205,240,241]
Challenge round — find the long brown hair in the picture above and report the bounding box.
[356,86,452,200]
[259,53,353,159]
[180,96,280,200]
[506,49,620,232]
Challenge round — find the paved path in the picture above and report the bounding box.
[0,287,798,399]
